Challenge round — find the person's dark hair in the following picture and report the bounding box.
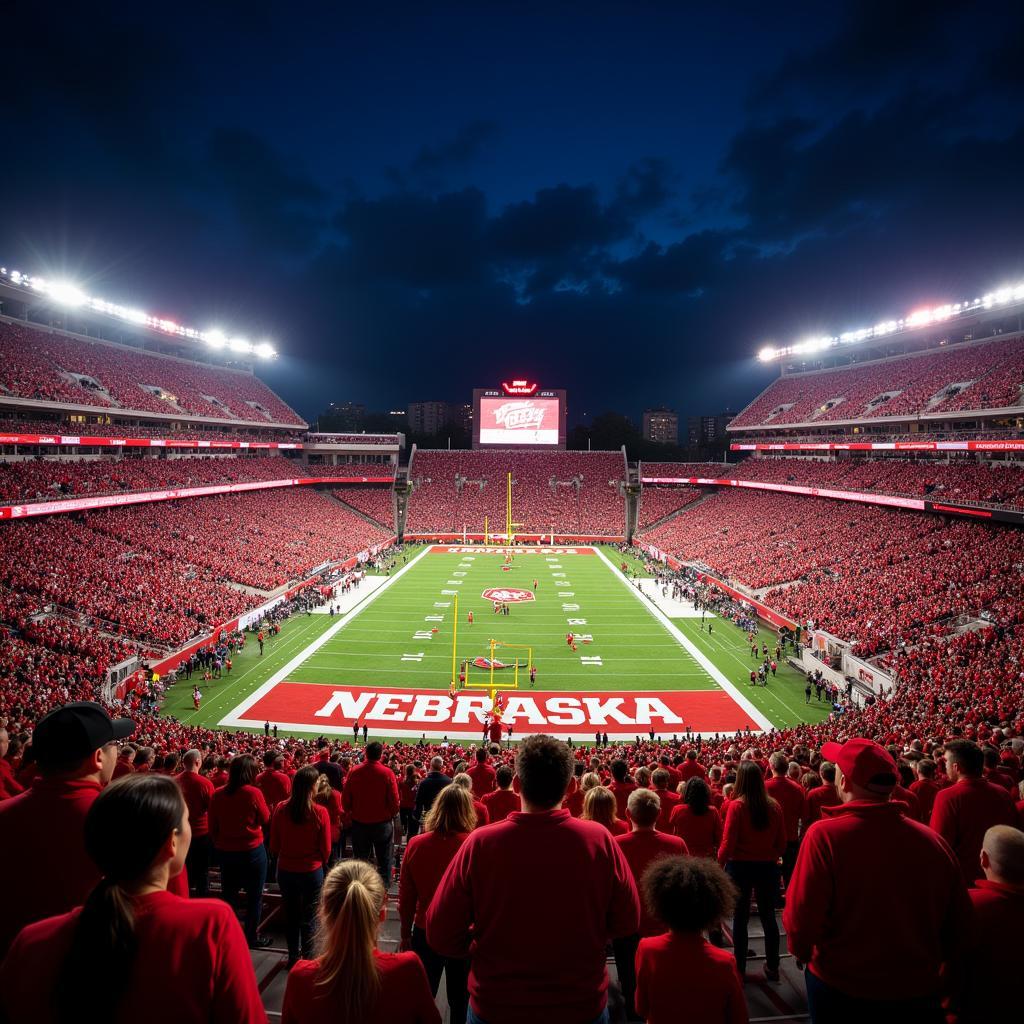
[365,742,383,762]
[263,750,277,768]
[287,765,319,824]
[225,753,258,794]
[819,761,837,784]
[496,765,513,788]
[516,734,573,809]
[946,738,984,776]
[642,855,738,933]
[54,775,186,1021]
[916,758,936,779]
[732,760,775,831]
[611,759,629,783]
[982,746,999,770]
[475,747,487,763]
[683,776,711,815]
[404,764,417,783]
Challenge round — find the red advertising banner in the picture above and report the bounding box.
[730,440,1024,452]
[223,682,761,739]
[0,476,394,520]
[0,433,303,449]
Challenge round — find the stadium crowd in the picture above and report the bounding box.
[730,335,1024,429]
[407,450,626,535]
[0,319,304,425]
[331,486,396,529]
[0,417,306,444]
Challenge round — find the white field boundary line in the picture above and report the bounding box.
[592,546,774,734]
[219,544,434,728]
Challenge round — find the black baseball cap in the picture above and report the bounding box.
[32,702,135,769]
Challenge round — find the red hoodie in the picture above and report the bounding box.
[783,800,970,1000]
[961,879,1024,1022]
[718,798,786,864]
[930,777,1017,885]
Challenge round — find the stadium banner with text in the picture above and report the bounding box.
[477,397,561,446]
[429,545,596,555]
[729,440,1024,452]
[0,476,394,520]
[404,533,624,543]
[221,682,763,739]
[639,476,927,511]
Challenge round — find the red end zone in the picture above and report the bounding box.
[221,682,762,740]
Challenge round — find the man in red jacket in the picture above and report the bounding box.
[467,746,497,799]
[0,701,134,957]
[909,757,942,822]
[960,824,1024,1022]
[256,751,292,809]
[784,737,970,1023]
[613,788,688,1021]
[0,727,24,800]
[177,748,216,896]
[930,739,1017,886]
[765,751,807,896]
[805,761,841,823]
[342,741,400,883]
[427,734,640,1024]
[480,765,520,822]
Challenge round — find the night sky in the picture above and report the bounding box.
[1,1,1022,425]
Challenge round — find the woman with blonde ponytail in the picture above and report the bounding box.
[282,859,440,1024]
[0,774,265,1023]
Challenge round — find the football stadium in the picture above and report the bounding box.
[2,8,1024,1024]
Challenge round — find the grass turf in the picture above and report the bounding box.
[162,544,831,739]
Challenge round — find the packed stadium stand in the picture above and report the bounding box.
[635,485,704,530]
[330,485,396,530]
[406,449,627,535]
[0,318,305,425]
[730,335,1024,429]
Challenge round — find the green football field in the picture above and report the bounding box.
[162,544,830,743]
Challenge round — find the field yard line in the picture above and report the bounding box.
[592,546,774,733]
[218,545,434,728]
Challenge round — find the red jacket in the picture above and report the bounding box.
[480,788,520,823]
[317,788,344,843]
[426,808,639,1024]
[615,829,689,936]
[177,770,215,837]
[909,777,941,822]
[765,775,807,841]
[0,776,102,958]
[961,880,1024,1022]
[610,780,637,820]
[467,761,497,798]
[930,777,1017,885]
[255,768,292,809]
[342,760,399,824]
[669,804,722,859]
[0,758,24,800]
[805,783,841,824]
[783,800,971,1000]
[399,830,470,934]
[282,951,439,1024]
[209,785,270,851]
[0,890,266,1023]
[718,798,786,864]
[270,803,332,873]
[652,788,680,832]
[635,931,746,1024]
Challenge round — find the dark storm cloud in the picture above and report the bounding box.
[410,121,499,180]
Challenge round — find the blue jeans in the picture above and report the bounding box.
[467,1005,609,1024]
[278,867,324,962]
[218,845,268,943]
[805,968,944,1024]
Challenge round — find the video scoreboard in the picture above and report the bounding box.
[472,379,567,450]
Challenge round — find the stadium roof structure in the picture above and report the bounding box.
[0,264,276,361]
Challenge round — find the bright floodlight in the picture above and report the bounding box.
[758,345,776,362]
[254,341,276,359]
[229,336,252,353]
[47,281,87,307]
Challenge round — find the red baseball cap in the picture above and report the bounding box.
[821,738,897,795]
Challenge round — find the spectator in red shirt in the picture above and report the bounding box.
[0,726,25,800]
[0,774,266,1023]
[805,762,841,824]
[583,785,630,836]
[764,751,807,894]
[610,758,637,819]
[271,766,332,965]
[177,748,215,896]
[426,734,640,1024]
[651,768,680,830]
[467,746,498,799]
[400,783,475,1024]
[342,741,400,884]
[282,859,440,1024]
[209,754,271,947]
[635,857,747,1024]
[931,739,1017,886]
[669,777,724,859]
[679,749,708,782]
[111,742,137,780]
[256,751,292,809]
[0,701,133,958]
[718,761,786,982]
[399,763,420,840]
[613,788,689,1020]
[453,772,491,827]
[481,764,521,822]
[909,757,942,822]
[313,773,345,864]
[784,738,970,1023]
[960,824,1024,1022]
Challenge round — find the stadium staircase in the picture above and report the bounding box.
[232,838,810,1022]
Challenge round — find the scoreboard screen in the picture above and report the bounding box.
[473,381,566,449]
